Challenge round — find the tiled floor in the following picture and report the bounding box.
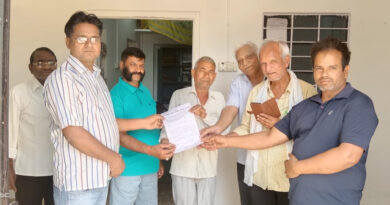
[158,174,174,205]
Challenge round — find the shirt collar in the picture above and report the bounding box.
[118,77,145,93]
[242,74,251,84]
[311,82,354,104]
[67,55,101,76]
[189,86,216,101]
[30,76,43,91]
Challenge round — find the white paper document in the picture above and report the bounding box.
[161,103,201,153]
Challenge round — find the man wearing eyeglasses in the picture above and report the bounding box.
[9,47,57,205]
[43,11,125,205]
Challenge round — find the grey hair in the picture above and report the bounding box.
[260,39,290,59]
[235,41,259,57]
[194,56,216,69]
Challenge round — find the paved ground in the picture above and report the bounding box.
[158,160,174,205]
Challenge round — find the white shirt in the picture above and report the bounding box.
[226,74,254,164]
[9,77,54,176]
[43,55,119,191]
[160,86,225,178]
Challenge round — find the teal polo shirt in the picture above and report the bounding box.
[110,78,159,176]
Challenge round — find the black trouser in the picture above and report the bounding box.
[248,184,289,205]
[237,163,250,205]
[15,175,54,205]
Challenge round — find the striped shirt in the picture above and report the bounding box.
[43,55,119,191]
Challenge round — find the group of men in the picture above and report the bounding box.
[8,10,377,205]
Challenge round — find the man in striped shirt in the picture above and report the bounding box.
[43,11,125,205]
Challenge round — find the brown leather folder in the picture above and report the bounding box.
[248,98,281,118]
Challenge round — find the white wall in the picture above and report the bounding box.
[101,19,119,89]
[9,0,390,204]
[101,19,138,89]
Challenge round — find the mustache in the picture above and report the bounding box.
[122,67,145,82]
[129,71,143,75]
[318,77,333,81]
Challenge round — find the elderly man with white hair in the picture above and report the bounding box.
[201,42,264,205]
[205,40,317,205]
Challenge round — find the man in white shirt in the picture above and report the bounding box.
[200,42,264,205]
[9,47,57,205]
[160,56,225,205]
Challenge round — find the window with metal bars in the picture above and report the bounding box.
[263,13,350,84]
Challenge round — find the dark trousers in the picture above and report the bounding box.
[248,184,289,205]
[237,163,250,205]
[15,175,54,205]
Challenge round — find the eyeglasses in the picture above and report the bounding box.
[72,36,101,44]
[32,60,57,68]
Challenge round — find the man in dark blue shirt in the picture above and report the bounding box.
[202,37,378,205]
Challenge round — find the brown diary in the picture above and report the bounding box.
[248,98,281,118]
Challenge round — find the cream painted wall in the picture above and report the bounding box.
[100,19,138,89]
[9,0,390,204]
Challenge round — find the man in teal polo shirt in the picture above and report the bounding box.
[110,47,175,205]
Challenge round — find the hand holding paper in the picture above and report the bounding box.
[161,103,202,153]
[144,114,164,129]
[189,104,207,119]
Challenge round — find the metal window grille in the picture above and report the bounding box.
[263,13,350,84]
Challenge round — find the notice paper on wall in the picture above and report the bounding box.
[266,18,288,41]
